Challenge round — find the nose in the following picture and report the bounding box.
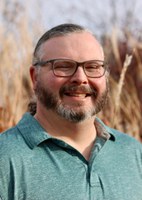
[69,66,88,84]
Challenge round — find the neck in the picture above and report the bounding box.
[34,107,97,160]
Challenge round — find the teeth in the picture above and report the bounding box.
[66,93,87,97]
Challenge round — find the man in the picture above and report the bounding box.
[0,23,142,200]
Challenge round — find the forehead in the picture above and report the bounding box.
[39,32,104,61]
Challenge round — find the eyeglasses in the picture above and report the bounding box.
[34,59,107,78]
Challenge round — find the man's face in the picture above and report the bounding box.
[32,32,109,122]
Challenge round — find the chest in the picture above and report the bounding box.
[7,142,142,200]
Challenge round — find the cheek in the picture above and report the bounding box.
[91,77,107,93]
[42,72,68,92]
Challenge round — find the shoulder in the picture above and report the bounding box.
[96,117,142,151]
[108,128,142,162]
[108,126,141,148]
[0,126,24,182]
[0,126,28,199]
[0,126,25,157]
[0,113,36,156]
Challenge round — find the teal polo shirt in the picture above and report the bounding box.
[0,113,142,200]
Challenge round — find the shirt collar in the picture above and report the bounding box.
[17,113,52,149]
[95,117,115,141]
[17,113,115,149]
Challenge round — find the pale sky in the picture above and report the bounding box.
[1,0,142,38]
[30,0,142,38]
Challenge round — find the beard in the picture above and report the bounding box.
[35,79,109,123]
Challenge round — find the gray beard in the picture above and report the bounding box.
[35,80,109,123]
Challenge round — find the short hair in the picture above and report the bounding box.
[32,23,89,65]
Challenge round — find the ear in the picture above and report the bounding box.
[29,66,39,90]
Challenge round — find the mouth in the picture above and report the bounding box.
[64,92,92,98]
[60,85,97,100]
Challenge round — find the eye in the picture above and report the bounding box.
[86,60,105,69]
[88,64,100,69]
[85,63,101,70]
[54,61,74,71]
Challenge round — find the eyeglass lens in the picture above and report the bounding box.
[53,60,105,77]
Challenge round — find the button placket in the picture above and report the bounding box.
[89,170,100,187]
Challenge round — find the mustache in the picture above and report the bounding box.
[59,85,98,97]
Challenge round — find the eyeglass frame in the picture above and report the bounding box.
[33,58,108,78]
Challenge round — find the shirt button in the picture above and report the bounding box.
[90,172,100,187]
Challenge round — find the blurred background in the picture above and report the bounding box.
[0,0,142,141]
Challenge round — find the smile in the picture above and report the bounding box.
[64,92,92,98]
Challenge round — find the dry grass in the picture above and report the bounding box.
[99,29,142,141]
[111,54,133,127]
[0,21,34,132]
[0,23,142,142]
